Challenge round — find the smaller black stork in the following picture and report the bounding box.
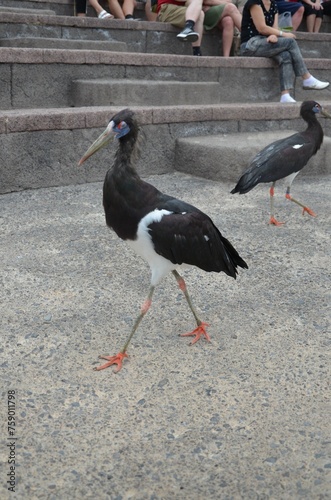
[79,109,248,372]
[231,101,330,226]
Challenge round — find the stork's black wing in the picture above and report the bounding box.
[148,207,248,279]
[231,132,317,194]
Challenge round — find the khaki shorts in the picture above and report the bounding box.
[157,3,189,28]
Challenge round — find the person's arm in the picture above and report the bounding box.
[249,4,296,39]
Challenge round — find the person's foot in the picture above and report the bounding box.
[98,10,114,19]
[177,27,199,42]
[125,15,141,20]
[303,78,329,90]
[280,94,296,103]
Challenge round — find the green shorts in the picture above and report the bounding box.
[203,4,226,30]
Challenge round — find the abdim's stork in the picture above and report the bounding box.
[79,109,248,372]
[231,101,330,226]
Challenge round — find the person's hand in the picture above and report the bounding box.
[267,34,278,43]
[307,0,323,9]
[281,31,296,39]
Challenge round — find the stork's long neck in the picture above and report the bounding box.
[306,116,324,153]
[113,135,139,178]
[103,132,142,240]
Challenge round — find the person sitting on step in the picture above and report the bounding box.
[301,0,324,33]
[275,0,304,30]
[203,0,242,57]
[156,0,204,55]
[156,0,242,56]
[240,0,329,103]
[89,0,138,20]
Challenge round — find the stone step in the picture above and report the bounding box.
[296,32,331,59]
[0,6,56,15]
[3,0,331,31]
[175,130,331,183]
[0,13,222,57]
[1,102,330,193]
[71,79,222,107]
[0,0,147,19]
[0,0,72,17]
[0,37,127,51]
[1,11,331,58]
[1,48,331,109]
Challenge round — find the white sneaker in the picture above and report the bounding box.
[98,10,113,19]
[303,80,330,90]
[280,95,296,103]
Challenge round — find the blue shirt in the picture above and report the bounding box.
[241,0,278,44]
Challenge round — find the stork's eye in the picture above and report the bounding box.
[113,120,131,138]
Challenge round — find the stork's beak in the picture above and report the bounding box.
[78,122,114,166]
[321,108,331,119]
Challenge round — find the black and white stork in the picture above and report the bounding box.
[78,108,248,372]
[231,101,330,226]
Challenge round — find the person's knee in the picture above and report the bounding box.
[278,50,292,64]
[221,15,234,30]
[285,38,297,50]
[224,4,238,16]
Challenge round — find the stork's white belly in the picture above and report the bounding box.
[126,208,186,286]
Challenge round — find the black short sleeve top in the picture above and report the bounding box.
[241,0,278,44]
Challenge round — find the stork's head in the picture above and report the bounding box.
[78,108,137,166]
[300,101,331,119]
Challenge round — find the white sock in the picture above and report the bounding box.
[280,94,296,103]
[303,76,317,86]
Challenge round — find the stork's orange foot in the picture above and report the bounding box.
[269,216,285,226]
[94,352,128,373]
[180,322,211,345]
[302,206,316,217]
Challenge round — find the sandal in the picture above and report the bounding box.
[98,10,114,19]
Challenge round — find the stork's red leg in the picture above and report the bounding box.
[285,192,316,217]
[172,270,211,344]
[93,286,155,373]
[269,184,285,226]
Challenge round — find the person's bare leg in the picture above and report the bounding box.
[89,0,106,16]
[306,14,317,32]
[221,3,242,30]
[220,16,234,57]
[107,0,125,18]
[313,17,322,32]
[192,10,204,48]
[291,6,304,30]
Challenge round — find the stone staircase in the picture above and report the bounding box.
[0,0,331,193]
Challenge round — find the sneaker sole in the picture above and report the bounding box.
[303,83,330,90]
[177,33,199,43]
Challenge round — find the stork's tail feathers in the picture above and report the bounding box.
[220,235,248,279]
[231,170,261,195]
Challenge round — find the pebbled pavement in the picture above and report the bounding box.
[1,173,330,499]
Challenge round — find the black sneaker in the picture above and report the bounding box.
[177,27,199,43]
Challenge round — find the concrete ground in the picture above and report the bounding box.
[1,172,330,499]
